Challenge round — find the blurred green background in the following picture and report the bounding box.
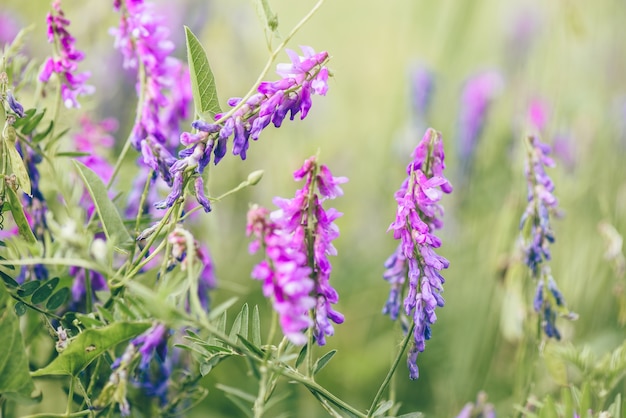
[3,0,626,416]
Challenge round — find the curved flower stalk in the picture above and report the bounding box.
[157,47,330,211]
[39,0,93,108]
[383,128,453,380]
[247,156,346,346]
[520,135,575,339]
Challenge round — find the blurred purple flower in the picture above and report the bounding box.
[526,98,550,134]
[456,391,496,418]
[69,265,108,305]
[74,115,116,184]
[0,11,21,45]
[383,128,452,380]
[247,156,346,346]
[39,0,93,108]
[456,71,503,174]
[410,65,435,118]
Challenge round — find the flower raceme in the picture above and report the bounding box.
[157,46,331,211]
[383,128,452,380]
[520,135,575,339]
[247,156,346,346]
[39,0,93,108]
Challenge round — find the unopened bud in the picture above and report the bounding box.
[247,170,264,186]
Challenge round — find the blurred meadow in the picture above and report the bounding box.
[3,0,626,416]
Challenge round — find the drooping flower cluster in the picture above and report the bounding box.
[520,135,575,339]
[383,128,452,380]
[456,71,503,175]
[157,47,331,211]
[39,0,93,108]
[247,156,346,346]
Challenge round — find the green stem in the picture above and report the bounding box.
[125,170,155,274]
[22,412,91,418]
[65,377,75,416]
[367,323,415,417]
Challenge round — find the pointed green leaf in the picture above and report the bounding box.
[224,394,254,418]
[237,334,264,358]
[20,109,46,136]
[240,303,249,340]
[45,287,70,311]
[539,395,558,418]
[31,321,151,377]
[372,400,394,417]
[215,384,256,403]
[562,387,574,418]
[208,297,238,321]
[32,121,54,143]
[0,283,40,403]
[229,309,243,342]
[313,349,337,375]
[30,277,59,305]
[295,344,308,368]
[5,185,36,243]
[184,26,221,120]
[579,382,592,416]
[396,413,425,418]
[73,161,133,251]
[252,305,261,347]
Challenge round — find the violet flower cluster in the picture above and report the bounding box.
[383,128,453,380]
[247,156,346,346]
[520,135,574,339]
[39,0,93,108]
[157,47,330,212]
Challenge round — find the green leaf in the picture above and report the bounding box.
[396,413,425,418]
[55,151,92,158]
[73,161,133,251]
[215,384,256,403]
[313,349,337,375]
[45,287,70,311]
[0,270,19,288]
[562,387,574,418]
[0,255,15,270]
[32,121,54,143]
[539,395,558,418]
[184,26,222,120]
[5,184,36,243]
[0,282,40,403]
[31,276,59,305]
[579,382,592,416]
[31,321,151,377]
[229,308,244,342]
[252,305,261,347]
[20,109,46,135]
[17,280,41,297]
[372,400,394,417]
[240,303,249,340]
[14,301,27,316]
[237,334,264,358]
[295,344,307,368]
[544,344,568,386]
[224,394,254,418]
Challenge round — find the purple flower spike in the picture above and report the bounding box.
[39,0,93,108]
[7,91,25,117]
[520,135,575,339]
[383,128,452,379]
[247,156,346,346]
[177,46,330,167]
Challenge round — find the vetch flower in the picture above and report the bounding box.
[39,0,93,108]
[520,135,576,339]
[247,156,346,346]
[383,128,452,380]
